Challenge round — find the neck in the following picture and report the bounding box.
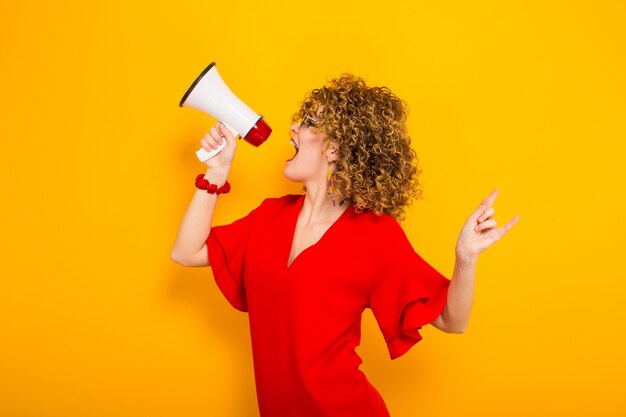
[300,171,346,225]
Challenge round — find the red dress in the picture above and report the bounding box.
[206,194,450,417]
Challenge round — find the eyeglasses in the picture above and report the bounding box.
[289,110,318,138]
[300,112,318,129]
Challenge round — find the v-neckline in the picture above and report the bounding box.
[286,194,351,269]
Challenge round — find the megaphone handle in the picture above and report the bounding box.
[195,121,239,162]
[196,141,226,162]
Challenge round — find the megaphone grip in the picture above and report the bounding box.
[195,121,238,162]
[196,140,227,162]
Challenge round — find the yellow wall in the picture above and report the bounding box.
[1,1,625,416]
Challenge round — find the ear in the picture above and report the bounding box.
[326,141,339,163]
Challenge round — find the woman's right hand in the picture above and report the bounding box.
[201,122,238,173]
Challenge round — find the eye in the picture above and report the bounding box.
[301,116,317,129]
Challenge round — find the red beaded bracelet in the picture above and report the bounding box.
[195,174,231,194]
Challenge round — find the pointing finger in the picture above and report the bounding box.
[472,189,500,222]
[483,189,499,207]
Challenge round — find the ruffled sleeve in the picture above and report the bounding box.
[206,204,261,313]
[368,218,451,359]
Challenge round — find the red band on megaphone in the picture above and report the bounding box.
[244,117,272,147]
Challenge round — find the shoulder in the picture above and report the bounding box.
[351,207,403,233]
[257,194,302,209]
[260,193,302,206]
[249,194,302,217]
[350,208,412,249]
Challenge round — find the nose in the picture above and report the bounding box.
[288,124,297,139]
[290,122,303,136]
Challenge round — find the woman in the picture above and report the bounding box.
[171,74,519,417]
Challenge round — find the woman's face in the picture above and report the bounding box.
[283,106,336,183]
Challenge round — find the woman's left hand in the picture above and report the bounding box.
[455,189,519,262]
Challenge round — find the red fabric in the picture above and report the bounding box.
[206,194,450,417]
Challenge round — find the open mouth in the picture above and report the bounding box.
[286,139,299,162]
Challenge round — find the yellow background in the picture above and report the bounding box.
[1,0,625,416]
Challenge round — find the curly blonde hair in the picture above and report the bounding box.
[291,73,423,221]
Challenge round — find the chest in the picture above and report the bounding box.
[288,220,334,268]
[242,199,382,304]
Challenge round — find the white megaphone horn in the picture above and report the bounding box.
[179,62,272,162]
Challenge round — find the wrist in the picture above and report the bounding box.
[203,168,229,185]
[455,247,479,265]
[195,173,231,195]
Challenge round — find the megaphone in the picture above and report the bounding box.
[179,62,272,162]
